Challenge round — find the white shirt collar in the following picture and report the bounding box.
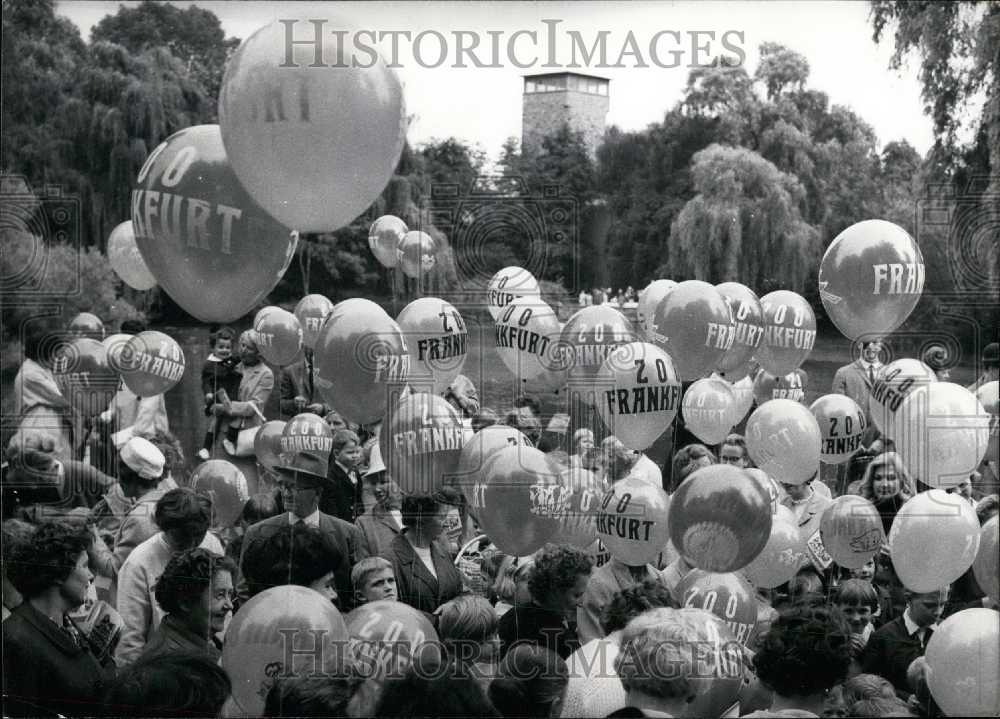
[903,608,938,636]
[289,508,321,527]
[335,461,357,483]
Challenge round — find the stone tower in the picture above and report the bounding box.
[521,72,610,158]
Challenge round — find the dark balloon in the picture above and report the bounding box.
[650,280,734,381]
[676,569,759,646]
[380,392,465,496]
[715,282,764,373]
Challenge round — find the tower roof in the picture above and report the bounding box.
[523,71,610,83]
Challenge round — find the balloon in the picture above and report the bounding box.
[380,392,465,495]
[752,368,807,406]
[294,294,334,351]
[649,280,734,381]
[868,358,937,436]
[925,608,1000,717]
[487,266,541,321]
[102,333,133,374]
[119,331,186,397]
[554,466,603,548]
[636,279,676,341]
[594,342,681,450]
[191,459,249,529]
[810,394,867,464]
[676,570,759,646]
[253,420,287,472]
[396,298,468,395]
[219,19,406,232]
[454,425,533,508]
[973,516,999,603]
[52,338,120,417]
[727,374,755,425]
[745,399,821,485]
[756,291,816,376]
[132,125,297,322]
[596,476,671,566]
[681,613,747,719]
[314,299,409,425]
[976,380,999,415]
[280,413,333,457]
[745,467,784,514]
[682,378,737,445]
[369,215,407,268]
[255,307,303,366]
[888,489,980,592]
[560,305,638,387]
[346,599,438,680]
[68,312,104,341]
[819,219,925,341]
[715,282,764,373]
[222,585,349,717]
[398,230,436,279]
[107,221,156,290]
[819,495,885,569]
[668,464,772,573]
[894,383,991,488]
[743,518,806,589]
[254,305,280,328]
[494,296,567,389]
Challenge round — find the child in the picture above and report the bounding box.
[198,326,241,461]
[836,578,879,677]
[322,429,364,521]
[351,557,398,604]
[850,557,894,626]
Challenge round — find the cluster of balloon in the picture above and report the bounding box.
[594,342,681,449]
[819,495,885,569]
[745,399,821,485]
[810,394,867,464]
[676,570,759,646]
[649,280,734,381]
[397,298,468,394]
[107,221,156,290]
[494,297,568,391]
[868,358,936,437]
[680,614,747,719]
[219,19,406,233]
[682,378,736,445]
[668,465,772,572]
[454,424,533,511]
[715,282,765,376]
[253,420,287,473]
[561,305,637,395]
[398,230,436,279]
[369,215,407,269]
[118,331,186,397]
[52,338,120,418]
[222,585,349,717]
[314,299,409,425]
[68,313,105,341]
[756,291,816,376]
[294,294,334,351]
[380,392,465,495]
[888,489,980,593]
[132,125,297,322]
[973,516,999,603]
[636,279,676,341]
[487,266,541,321]
[553,466,603,548]
[281,413,333,457]
[190,459,249,529]
[596,476,671,566]
[255,307,303,366]
[819,220,925,341]
[752,368,807,405]
[925,608,1000,717]
[743,516,805,588]
[346,600,438,681]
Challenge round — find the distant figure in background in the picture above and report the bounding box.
[198,326,241,461]
[578,290,591,307]
[666,444,716,494]
[719,433,751,468]
[278,347,328,420]
[444,374,481,420]
[323,429,364,522]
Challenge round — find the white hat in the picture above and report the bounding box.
[363,443,386,477]
[120,437,165,480]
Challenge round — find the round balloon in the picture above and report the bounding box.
[596,476,671,566]
[118,331,185,397]
[554,466,603,549]
[68,312,104,341]
[743,517,806,589]
[745,467,784,515]
[487,266,541,321]
[868,358,937,436]
[254,305,280,328]
[369,215,407,268]
[191,459,249,529]
[380,392,465,495]
[52,338,120,417]
[398,230,436,279]
[253,420,287,472]
[682,378,737,445]
[745,399,821,485]
[756,291,816,376]
[219,20,406,232]
[314,299,409,425]
[727,374,755,425]
[668,464,772,573]
[925,608,1000,717]
[676,570,759,646]
[819,495,885,569]
[819,220,925,341]
[561,305,637,389]
[888,489,980,593]
[107,221,156,290]
[255,307,303,366]
[280,413,333,457]
[595,342,681,450]
[636,279,676,341]
[494,297,567,388]
[649,280,734,381]
[396,298,468,395]
[752,368,808,406]
[102,333,133,375]
[223,586,349,716]
[973,516,999,603]
[454,424,533,507]
[346,599,438,680]
[715,282,765,374]
[294,294,334,351]
[132,125,297,322]
[811,394,867,464]
[976,380,999,415]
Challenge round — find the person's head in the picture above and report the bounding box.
[472,408,499,433]
[22,314,66,364]
[119,436,165,496]
[274,450,328,518]
[154,548,235,637]
[351,556,397,604]
[787,568,824,601]
[240,492,281,529]
[506,406,542,445]
[209,325,236,359]
[719,434,749,468]
[528,543,593,613]
[850,557,877,582]
[401,493,449,541]
[332,429,362,469]
[324,410,347,433]
[836,579,879,635]
[155,488,212,551]
[493,555,535,606]
[68,311,105,340]
[238,329,261,365]
[490,644,568,718]
[2,519,35,609]
[573,428,595,456]
[362,467,392,507]
[600,580,677,635]
[120,319,147,334]
[139,430,186,484]
[601,435,637,482]
[860,340,884,364]
[848,697,916,717]
[437,595,500,665]
[860,452,914,503]
[976,494,999,524]
[104,652,231,717]
[246,523,343,603]
[841,673,896,706]
[905,588,949,628]
[265,672,365,718]
[6,521,92,606]
[781,476,815,502]
[670,444,716,491]
[952,475,974,499]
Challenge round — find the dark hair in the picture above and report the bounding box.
[7,521,91,599]
[528,543,593,606]
[835,579,879,611]
[669,444,716,491]
[976,494,999,524]
[117,460,158,490]
[154,488,211,541]
[472,409,499,432]
[848,697,916,717]
[514,395,541,415]
[375,645,500,718]
[489,644,568,719]
[139,431,186,483]
[154,548,236,616]
[242,492,281,525]
[120,319,148,334]
[787,568,825,601]
[22,314,64,362]
[104,652,231,717]
[208,325,236,348]
[265,672,364,717]
[400,493,441,529]
[243,523,340,595]
[601,579,677,634]
[753,604,851,697]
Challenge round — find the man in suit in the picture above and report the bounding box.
[577,557,668,645]
[781,478,833,573]
[278,349,329,419]
[237,449,368,610]
[354,446,402,556]
[832,339,885,426]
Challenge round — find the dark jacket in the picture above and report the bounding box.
[2,602,116,717]
[355,505,402,557]
[278,357,329,419]
[140,614,221,662]
[497,603,580,660]
[200,355,242,413]
[381,533,465,617]
[860,614,930,694]
[322,462,364,523]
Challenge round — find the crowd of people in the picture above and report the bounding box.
[2,309,997,718]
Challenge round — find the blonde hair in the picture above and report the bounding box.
[437,595,498,645]
[858,452,915,501]
[493,555,535,603]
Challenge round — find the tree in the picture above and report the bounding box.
[755,42,810,100]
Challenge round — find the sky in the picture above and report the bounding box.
[58,1,937,161]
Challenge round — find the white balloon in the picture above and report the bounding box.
[487,267,541,321]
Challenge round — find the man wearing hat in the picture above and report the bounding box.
[237,448,368,609]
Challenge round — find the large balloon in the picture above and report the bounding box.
[554,466,603,548]
[253,420,287,472]
[369,215,407,268]
[973,516,999,603]
[682,378,737,445]
[107,220,156,290]
[715,282,764,374]
[743,517,806,589]
[118,331,185,397]
[595,342,681,450]
[222,585,349,716]
[314,299,409,425]
[396,298,468,395]
[487,266,540,321]
[868,358,937,436]
[649,280,734,381]
[745,399,821,485]
[280,413,333,456]
[219,20,406,232]
[494,296,567,389]
[191,459,249,529]
[255,307,303,366]
[52,338,120,417]
[132,125,297,322]
[294,294,334,351]
[454,424,533,507]
[380,392,465,495]
[398,230,436,279]
[68,312,104,341]
[346,599,438,680]
[819,495,885,569]
[676,570,759,646]
[925,608,1000,717]
[596,476,671,567]
[636,279,676,341]
[819,219,925,341]
[561,305,637,388]
[810,394,867,464]
[668,465,772,573]
[752,368,807,406]
[888,489,980,592]
[756,291,816,376]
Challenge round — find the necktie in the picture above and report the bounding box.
[306,357,314,400]
[868,365,875,385]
